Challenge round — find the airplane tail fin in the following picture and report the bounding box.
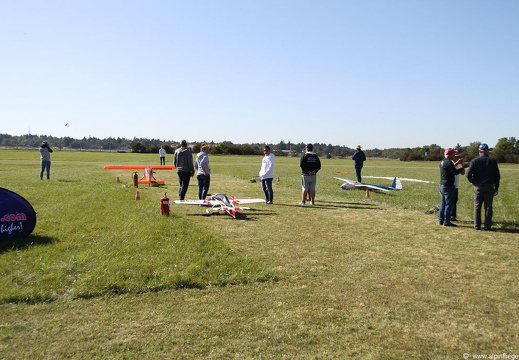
[392,177,403,190]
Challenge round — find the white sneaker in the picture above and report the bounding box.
[299,201,305,206]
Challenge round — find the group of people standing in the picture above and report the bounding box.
[37,139,502,230]
[172,140,211,201]
[168,141,324,206]
[439,143,500,231]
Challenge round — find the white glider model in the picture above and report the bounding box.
[334,177,403,192]
[363,176,434,184]
[175,193,265,218]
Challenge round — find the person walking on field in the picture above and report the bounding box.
[300,144,321,205]
[352,144,366,182]
[466,143,500,231]
[174,140,195,200]
[39,141,53,180]
[159,145,166,165]
[259,146,275,204]
[195,144,211,200]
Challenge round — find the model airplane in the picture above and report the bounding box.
[363,176,434,184]
[104,165,175,185]
[334,177,403,192]
[175,193,265,218]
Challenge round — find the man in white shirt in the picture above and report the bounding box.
[259,146,275,204]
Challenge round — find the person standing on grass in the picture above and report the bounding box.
[466,143,500,231]
[159,145,166,165]
[451,150,465,222]
[195,144,211,200]
[259,145,275,204]
[174,140,195,200]
[438,148,467,227]
[300,143,321,205]
[39,141,53,180]
[352,144,366,182]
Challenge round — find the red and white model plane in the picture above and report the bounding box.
[175,193,265,218]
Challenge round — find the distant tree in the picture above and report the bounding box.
[494,137,519,163]
[465,142,482,161]
[130,142,147,153]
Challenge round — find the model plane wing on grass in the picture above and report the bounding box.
[175,193,265,218]
[334,177,403,192]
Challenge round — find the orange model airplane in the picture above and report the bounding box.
[104,165,175,186]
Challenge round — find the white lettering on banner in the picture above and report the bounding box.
[0,222,24,235]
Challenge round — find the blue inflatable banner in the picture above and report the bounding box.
[0,188,37,241]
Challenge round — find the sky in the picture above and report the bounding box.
[1,0,518,150]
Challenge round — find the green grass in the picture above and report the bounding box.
[1,149,518,359]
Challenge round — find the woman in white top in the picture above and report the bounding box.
[195,144,211,200]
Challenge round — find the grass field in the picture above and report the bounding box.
[1,149,518,359]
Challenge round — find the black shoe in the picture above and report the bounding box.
[450,218,458,221]
[484,228,493,231]
[438,221,444,226]
[444,222,458,227]
[475,227,481,230]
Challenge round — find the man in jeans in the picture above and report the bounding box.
[439,148,467,227]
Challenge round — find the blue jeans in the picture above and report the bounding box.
[40,160,51,179]
[197,174,210,200]
[177,172,192,200]
[355,166,363,182]
[438,185,455,224]
[261,178,274,203]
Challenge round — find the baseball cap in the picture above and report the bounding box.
[479,143,489,151]
[444,148,455,155]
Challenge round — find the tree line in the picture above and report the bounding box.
[1,133,518,163]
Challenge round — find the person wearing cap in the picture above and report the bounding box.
[466,143,500,231]
[174,140,195,200]
[300,144,321,205]
[439,148,468,226]
[39,141,53,180]
[352,144,366,182]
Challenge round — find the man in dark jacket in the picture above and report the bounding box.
[300,144,321,205]
[352,144,366,182]
[439,148,468,227]
[174,140,195,200]
[466,143,501,230]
